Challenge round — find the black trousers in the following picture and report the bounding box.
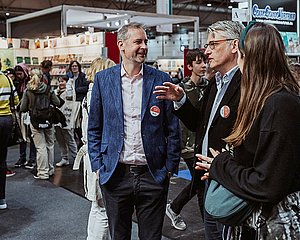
[170,157,204,218]
[101,163,169,240]
[0,115,13,200]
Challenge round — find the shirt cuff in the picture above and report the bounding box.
[173,94,186,110]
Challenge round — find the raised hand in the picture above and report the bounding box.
[153,82,184,102]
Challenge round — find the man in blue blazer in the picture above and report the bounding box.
[88,22,181,240]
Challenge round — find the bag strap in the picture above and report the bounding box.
[5,75,17,111]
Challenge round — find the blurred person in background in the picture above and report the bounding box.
[0,69,19,209]
[3,68,17,177]
[14,63,37,169]
[4,68,16,82]
[54,75,77,167]
[165,48,209,231]
[74,57,115,240]
[41,60,53,85]
[20,69,61,180]
[66,60,89,149]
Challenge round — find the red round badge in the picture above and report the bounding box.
[150,106,160,117]
[220,105,230,119]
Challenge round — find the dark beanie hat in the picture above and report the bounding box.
[4,68,16,77]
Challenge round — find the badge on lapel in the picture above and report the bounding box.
[220,105,230,119]
[150,106,160,117]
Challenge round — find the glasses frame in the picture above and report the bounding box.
[204,39,235,50]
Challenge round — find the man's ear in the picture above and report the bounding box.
[231,39,239,54]
[187,64,193,71]
[117,40,124,51]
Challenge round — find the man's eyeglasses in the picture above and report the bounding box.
[204,39,235,50]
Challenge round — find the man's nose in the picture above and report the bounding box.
[204,48,210,55]
[141,41,147,49]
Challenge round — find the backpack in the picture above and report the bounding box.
[30,85,53,129]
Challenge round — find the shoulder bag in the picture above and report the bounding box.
[204,179,257,226]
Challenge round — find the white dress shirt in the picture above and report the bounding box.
[119,64,147,165]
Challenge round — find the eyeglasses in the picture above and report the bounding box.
[204,39,235,50]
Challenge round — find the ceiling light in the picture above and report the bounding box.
[228,5,233,9]
[5,12,10,16]
[115,21,120,27]
[207,3,212,7]
[107,22,111,27]
[124,19,129,24]
[176,24,180,27]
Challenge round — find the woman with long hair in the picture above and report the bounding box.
[66,60,89,149]
[196,22,300,239]
[73,57,115,240]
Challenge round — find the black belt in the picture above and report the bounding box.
[119,163,149,175]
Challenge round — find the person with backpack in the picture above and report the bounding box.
[20,69,61,179]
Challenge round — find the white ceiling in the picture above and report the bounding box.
[64,6,198,30]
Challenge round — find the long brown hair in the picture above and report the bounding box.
[225,22,299,147]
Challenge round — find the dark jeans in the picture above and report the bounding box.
[204,180,224,240]
[19,127,36,161]
[170,157,204,218]
[101,163,169,240]
[0,115,13,199]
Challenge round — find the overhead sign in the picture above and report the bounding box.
[232,8,248,22]
[251,0,297,32]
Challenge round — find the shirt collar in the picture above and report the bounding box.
[121,64,144,80]
[215,65,239,87]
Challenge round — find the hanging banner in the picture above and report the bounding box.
[251,0,297,32]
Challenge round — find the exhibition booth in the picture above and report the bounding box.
[2,4,199,78]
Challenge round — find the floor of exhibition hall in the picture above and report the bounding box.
[1,144,205,240]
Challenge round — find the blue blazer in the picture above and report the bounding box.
[88,64,181,185]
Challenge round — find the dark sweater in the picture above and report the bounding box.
[74,72,89,102]
[210,88,300,204]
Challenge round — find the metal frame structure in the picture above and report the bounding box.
[6,5,200,48]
